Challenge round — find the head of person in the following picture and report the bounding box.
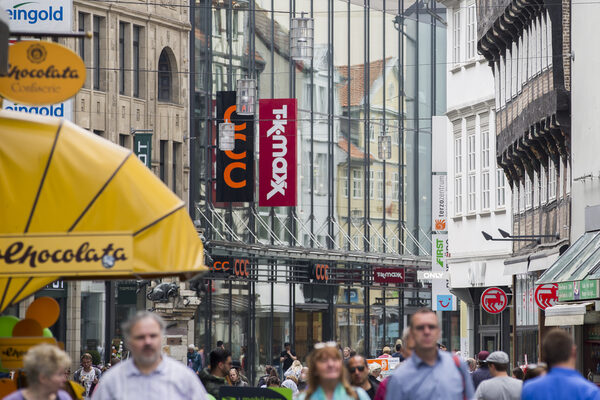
[382,346,392,355]
[24,344,71,394]
[284,342,291,351]
[343,347,351,359]
[188,344,196,354]
[267,376,281,387]
[467,358,477,373]
[300,366,309,382]
[81,353,93,371]
[229,367,240,383]
[216,340,224,349]
[512,366,525,380]
[306,342,356,399]
[477,351,490,366]
[409,308,440,352]
[346,355,369,386]
[368,363,381,378]
[542,328,576,369]
[264,365,273,375]
[523,363,547,381]
[286,375,299,385]
[122,311,165,368]
[395,339,403,352]
[486,351,510,377]
[437,343,447,351]
[209,347,232,376]
[400,327,415,359]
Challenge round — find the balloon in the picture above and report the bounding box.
[26,297,59,328]
[12,319,43,337]
[0,315,19,337]
[42,328,53,338]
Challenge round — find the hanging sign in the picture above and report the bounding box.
[134,133,152,168]
[535,284,558,310]
[0,41,86,105]
[431,173,447,231]
[481,287,508,314]
[432,233,456,311]
[258,99,297,207]
[373,267,404,284]
[216,91,254,203]
[0,337,57,369]
[2,0,72,32]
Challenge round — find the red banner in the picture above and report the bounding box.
[373,268,405,284]
[259,99,297,207]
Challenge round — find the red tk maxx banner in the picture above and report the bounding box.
[259,99,297,207]
[373,268,405,284]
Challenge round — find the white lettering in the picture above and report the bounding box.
[266,105,290,200]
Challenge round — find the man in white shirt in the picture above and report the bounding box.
[475,351,522,400]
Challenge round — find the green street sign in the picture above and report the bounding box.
[558,279,599,302]
[134,133,152,168]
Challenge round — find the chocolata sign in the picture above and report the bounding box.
[0,41,86,105]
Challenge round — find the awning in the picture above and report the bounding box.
[544,302,592,326]
[0,110,207,312]
[537,231,600,285]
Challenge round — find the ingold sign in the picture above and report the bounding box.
[216,91,254,203]
[259,99,297,207]
[0,233,133,276]
[1,0,72,32]
[0,41,86,105]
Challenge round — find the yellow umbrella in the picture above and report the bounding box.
[0,110,207,311]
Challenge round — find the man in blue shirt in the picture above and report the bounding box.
[385,308,474,400]
[522,328,600,400]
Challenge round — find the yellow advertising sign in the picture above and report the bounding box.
[0,337,57,370]
[0,41,86,105]
[0,233,133,277]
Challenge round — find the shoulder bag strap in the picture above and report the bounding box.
[452,355,466,400]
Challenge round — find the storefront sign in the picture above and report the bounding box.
[481,287,508,314]
[558,279,600,301]
[431,233,456,311]
[216,91,254,203]
[0,41,86,105]
[0,337,56,369]
[134,132,152,168]
[535,283,558,310]
[258,99,297,207]
[219,386,292,400]
[431,173,447,232]
[373,267,404,284]
[417,271,449,281]
[310,263,329,282]
[3,99,73,120]
[210,257,251,278]
[0,233,133,276]
[2,0,72,32]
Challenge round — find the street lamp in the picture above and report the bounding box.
[498,228,559,240]
[290,12,314,61]
[481,231,540,243]
[219,122,235,151]
[378,130,392,160]
[236,77,256,115]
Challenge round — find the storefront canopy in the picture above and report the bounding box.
[0,110,207,312]
[537,231,600,284]
[544,302,593,326]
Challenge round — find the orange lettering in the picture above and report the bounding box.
[224,105,247,131]
[225,133,247,160]
[224,162,246,188]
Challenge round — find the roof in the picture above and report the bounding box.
[338,137,373,161]
[337,57,393,107]
[254,5,290,59]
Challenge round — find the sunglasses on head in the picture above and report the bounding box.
[314,341,338,350]
[413,323,438,331]
[348,366,365,373]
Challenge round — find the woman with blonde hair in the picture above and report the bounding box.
[284,360,303,379]
[298,342,370,400]
[3,343,72,400]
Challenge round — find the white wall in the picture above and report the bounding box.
[571,0,600,238]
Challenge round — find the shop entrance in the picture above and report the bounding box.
[480,333,498,352]
[295,309,324,362]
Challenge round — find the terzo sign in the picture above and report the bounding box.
[0,41,86,105]
[0,233,133,276]
[1,0,72,32]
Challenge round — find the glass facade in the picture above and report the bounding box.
[190,0,446,383]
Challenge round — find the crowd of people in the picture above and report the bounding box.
[4,308,600,400]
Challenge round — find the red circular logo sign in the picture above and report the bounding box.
[481,287,508,314]
[534,284,558,310]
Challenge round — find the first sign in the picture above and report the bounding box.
[0,41,86,105]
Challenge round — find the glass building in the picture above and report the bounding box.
[189,0,446,381]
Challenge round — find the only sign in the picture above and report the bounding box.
[481,287,508,314]
[535,283,558,310]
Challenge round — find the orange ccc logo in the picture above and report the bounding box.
[314,264,329,282]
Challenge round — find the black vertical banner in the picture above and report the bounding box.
[216,91,254,203]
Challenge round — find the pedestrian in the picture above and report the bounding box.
[2,343,72,400]
[347,355,379,400]
[522,363,547,382]
[522,329,600,399]
[73,353,102,399]
[216,341,225,350]
[282,375,299,394]
[467,358,477,373]
[472,351,492,389]
[384,308,474,400]
[391,339,404,361]
[257,365,276,387]
[267,376,281,388]
[230,367,248,387]
[343,347,352,361]
[188,344,202,372]
[298,367,309,391]
[378,347,392,358]
[240,346,248,374]
[297,342,370,400]
[198,345,206,370]
[368,364,382,382]
[280,343,298,375]
[285,360,303,379]
[474,351,522,400]
[91,311,207,400]
[198,348,233,398]
[512,367,524,380]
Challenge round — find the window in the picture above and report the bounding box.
[119,134,130,149]
[318,86,326,114]
[511,43,518,97]
[541,15,548,70]
[342,170,349,198]
[481,128,490,170]
[93,130,104,138]
[533,174,539,207]
[453,10,461,65]
[547,10,553,67]
[454,133,463,215]
[518,36,524,91]
[352,170,362,199]
[468,174,476,213]
[393,172,399,200]
[540,166,547,204]
[481,124,490,211]
[158,49,172,102]
[468,133,476,172]
[369,170,375,199]
[377,171,384,200]
[369,123,376,142]
[535,17,542,74]
[314,154,327,194]
[93,16,104,90]
[496,169,506,208]
[467,4,476,60]
[499,55,505,108]
[78,13,88,61]
[525,174,532,209]
[482,171,490,210]
[549,159,556,200]
[232,10,239,38]
[119,22,127,95]
[173,142,181,195]
[159,140,168,183]
[455,176,463,214]
[133,26,141,98]
[494,61,500,109]
[212,9,221,36]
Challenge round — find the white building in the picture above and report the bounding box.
[441,0,512,357]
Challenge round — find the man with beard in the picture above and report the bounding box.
[92,311,208,399]
[347,355,379,400]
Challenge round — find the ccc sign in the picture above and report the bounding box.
[211,258,250,278]
[311,263,329,282]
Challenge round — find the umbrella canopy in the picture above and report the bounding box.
[0,110,207,311]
